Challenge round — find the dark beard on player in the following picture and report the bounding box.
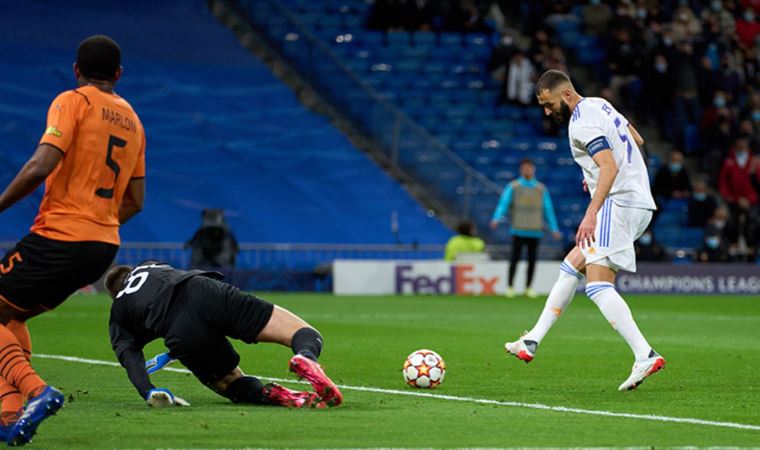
[553,100,572,125]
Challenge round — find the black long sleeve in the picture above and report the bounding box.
[110,319,156,400]
[118,348,155,399]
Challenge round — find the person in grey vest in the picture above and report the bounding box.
[490,159,561,298]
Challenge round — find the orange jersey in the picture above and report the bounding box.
[32,85,146,245]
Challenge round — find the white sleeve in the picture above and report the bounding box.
[571,108,611,156]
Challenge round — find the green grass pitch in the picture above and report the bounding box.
[24,292,760,448]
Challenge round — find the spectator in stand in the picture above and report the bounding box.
[607,28,645,108]
[653,151,692,200]
[696,205,732,262]
[688,179,719,228]
[701,0,736,38]
[505,51,536,106]
[738,119,760,154]
[718,136,759,253]
[582,0,613,36]
[736,6,760,48]
[714,53,743,106]
[528,29,551,68]
[446,0,489,33]
[701,99,736,180]
[367,0,438,31]
[696,228,733,262]
[643,53,676,140]
[402,0,436,31]
[444,220,486,262]
[488,32,517,76]
[634,229,669,262]
[672,5,702,41]
[743,93,760,125]
[671,40,702,148]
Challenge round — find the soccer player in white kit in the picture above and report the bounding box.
[504,70,666,391]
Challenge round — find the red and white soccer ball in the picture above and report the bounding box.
[402,349,446,389]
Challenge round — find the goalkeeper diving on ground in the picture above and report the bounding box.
[105,261,342,408]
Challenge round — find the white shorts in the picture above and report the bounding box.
[580,199,653,273]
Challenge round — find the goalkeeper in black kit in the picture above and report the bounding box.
[105,261,342,408]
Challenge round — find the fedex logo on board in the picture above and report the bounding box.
[395,264,500,295]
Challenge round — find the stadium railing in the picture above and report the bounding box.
[0,242,516,271]
[223,0,503,221]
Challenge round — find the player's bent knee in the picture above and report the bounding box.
[222,376,266,404]
[208,367,244,394]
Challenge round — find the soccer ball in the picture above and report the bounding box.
[402,349,446,389]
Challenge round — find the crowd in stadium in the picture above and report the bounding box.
[370,0,760,262]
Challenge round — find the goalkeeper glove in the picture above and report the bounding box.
[145,388,190,407]
[145,352,177,375]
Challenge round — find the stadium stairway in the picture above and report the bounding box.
[230,0,591,256]
[0,0,450,246]
[228,0,704,256]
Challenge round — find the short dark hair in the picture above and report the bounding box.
[457,220,475,237]
[535,69,571,96]
[104,265,132,298]
[76,35,121,81]
[519,158,534,167]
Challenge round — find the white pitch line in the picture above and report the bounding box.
[36,353,760,432]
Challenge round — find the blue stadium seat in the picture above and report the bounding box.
[0,0,452,247]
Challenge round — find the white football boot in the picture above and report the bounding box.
[618,350,666,391]
[504,338,538,363]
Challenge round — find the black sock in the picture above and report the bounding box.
[291,327,322,361]
[223,376,266,404]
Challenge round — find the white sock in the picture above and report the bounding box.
[585,282,652,361]
[522,259,582,344]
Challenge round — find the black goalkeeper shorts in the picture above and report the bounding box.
[164,276,274,386]
[0,233,117,312]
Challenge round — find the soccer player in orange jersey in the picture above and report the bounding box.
[0,35,145,445]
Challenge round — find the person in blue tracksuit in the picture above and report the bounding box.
[490,159,561,298]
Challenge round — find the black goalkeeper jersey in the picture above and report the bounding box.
[108,261,223,398]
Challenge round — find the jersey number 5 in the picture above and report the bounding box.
[96,135,126,199]
[613,117,633,164]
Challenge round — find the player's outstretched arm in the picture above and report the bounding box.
[119,178,145,224]
[0,144,62,214]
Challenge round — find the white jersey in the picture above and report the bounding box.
[568,97,656,210]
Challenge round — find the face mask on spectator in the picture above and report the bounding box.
[753,110,760,122]
[655,62,667,73]
[679,12,690,22]
[590,0,601,5]
[501,36,513,46]
[694,192,708,201]
[736,150,749,166]
[663,36,673,46]
[745,12,755,22]
[637,8,647,19]
[638,233,652,246]
[706,236,721,250]
[712,219,726,229]
[669,162,683,173]
[711,1,722,11]
[714,96,726,108]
